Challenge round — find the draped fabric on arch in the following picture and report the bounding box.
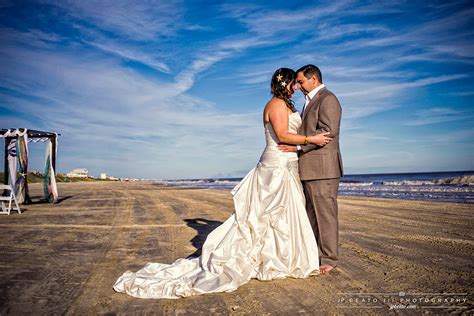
[43,136,58,203]
[7,140,17,189]
[15,130,30,204]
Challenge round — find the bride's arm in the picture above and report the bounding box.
[268,99,331,145]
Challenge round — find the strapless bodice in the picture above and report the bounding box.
[260,112,301,164]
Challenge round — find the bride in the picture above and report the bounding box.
[113,68,332,299]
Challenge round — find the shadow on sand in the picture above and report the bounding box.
[9,195,74,213]
[26,195,74,205]
[184,218,223,258]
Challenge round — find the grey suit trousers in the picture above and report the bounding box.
[302,178,339,267]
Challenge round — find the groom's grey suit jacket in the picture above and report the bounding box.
[298,87,343,181]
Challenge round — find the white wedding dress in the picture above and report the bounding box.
[114,112,319,299]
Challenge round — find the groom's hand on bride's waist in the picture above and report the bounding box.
[277,144,298,152]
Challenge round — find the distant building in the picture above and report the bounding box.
[99,173,119,181]
[67,168,88,178]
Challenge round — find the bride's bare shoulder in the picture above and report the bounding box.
[264,97,286,112]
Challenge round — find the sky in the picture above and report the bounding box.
[0,0,473,179]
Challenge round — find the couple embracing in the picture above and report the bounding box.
[114,64,343,299]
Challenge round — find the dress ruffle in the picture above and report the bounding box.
[114,161,319,299]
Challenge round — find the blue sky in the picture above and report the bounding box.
[1,0,473,179]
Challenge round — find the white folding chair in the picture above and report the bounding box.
[0,184,21,215]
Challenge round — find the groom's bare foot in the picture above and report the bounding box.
[319,264,335,274]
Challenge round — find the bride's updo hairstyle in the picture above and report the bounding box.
[271,68,297,112]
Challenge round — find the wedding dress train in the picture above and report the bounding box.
[113,112,319,299]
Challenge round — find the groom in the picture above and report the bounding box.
[279,64,343,273]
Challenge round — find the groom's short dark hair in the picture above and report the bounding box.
[296,64,322,83]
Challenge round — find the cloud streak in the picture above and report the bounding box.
[403,107,473,126]
[42,0,184,40]
[85,40,171,73]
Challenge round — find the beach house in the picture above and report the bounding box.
[67,168,88,178]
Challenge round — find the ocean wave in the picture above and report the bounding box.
[340,185,473,192]
[382,180,437,186]
[338,191,473,203]
[156,172,474,203]
[162,176,474,189]
[434,175,474,185]
[340,182,374,186]
[212,180,241,185]
[381,175,473,186]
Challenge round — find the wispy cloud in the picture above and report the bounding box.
[341,131,391,151]
[447,91,474,96]
[339,74,469,98]
[221,0,353,36]
[403,107,473,126]
[173,51,232,94]
[362,8,474,47]
[0,0,13,9]
[0,33,263,178]
[0,27,63,50]
[315,23,390,42]
[216,2,473,125]
[84,40,171,73]
[42,0,184,40]
[431,128,474,143]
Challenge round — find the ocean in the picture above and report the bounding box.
[157,170,474,203]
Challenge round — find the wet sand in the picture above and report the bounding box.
[0,181,472,314]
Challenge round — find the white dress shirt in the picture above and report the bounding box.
[301,84,325,117]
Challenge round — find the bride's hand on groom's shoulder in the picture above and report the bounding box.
[309,132,332,146]
[277,144,298,152]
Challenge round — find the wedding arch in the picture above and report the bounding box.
[1,128,60,204]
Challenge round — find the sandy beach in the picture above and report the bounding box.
[0,181,472,314]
